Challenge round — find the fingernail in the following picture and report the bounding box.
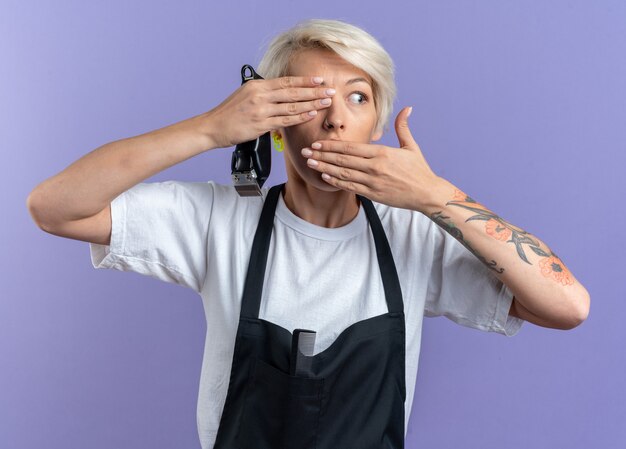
[407,106,413,117]
[311,142,322,149]
[320,98,332,105]
[312,77,323,84]
[301,148,313,157]
[307,158,318,167]
[325,88,336,95]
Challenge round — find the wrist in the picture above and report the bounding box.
[420,176,457,216]
[190,110,223,151]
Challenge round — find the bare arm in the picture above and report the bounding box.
[424,178,590,330]
[26,75,335,243]
[297,110,589,330]
[27,112,215,229]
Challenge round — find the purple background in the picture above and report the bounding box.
[3,1,624,448]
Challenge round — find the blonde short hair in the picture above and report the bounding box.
[257,18,396,137]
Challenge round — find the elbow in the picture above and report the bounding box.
[576,291,591,325]
[562,291,590,330]
[26,190,45,228]
[27,190,56,232]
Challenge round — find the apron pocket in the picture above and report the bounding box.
[236,357,324,449]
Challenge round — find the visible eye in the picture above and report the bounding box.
[348,91,369,105]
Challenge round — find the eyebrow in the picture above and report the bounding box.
[320,77,371,87]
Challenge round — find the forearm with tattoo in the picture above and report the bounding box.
[430,188,574,286]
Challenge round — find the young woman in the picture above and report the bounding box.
[27,18,589,449]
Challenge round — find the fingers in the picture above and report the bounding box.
[308,140,380,158]
[302,149,373,174]
[267,110,322,128]
[254,75,336,128]
[309,159,371,189]
[266,98,331,118]
[265,75,324,90]
[263,75,335,111]
[265,83,335,119]
[394,106,418,150]
[300,142,373,191]
[266,85,335,103]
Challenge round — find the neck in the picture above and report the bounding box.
[282,176,360,228]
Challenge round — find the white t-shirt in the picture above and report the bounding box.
[89,180,524,449]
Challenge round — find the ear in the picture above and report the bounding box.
[271,129,286,152]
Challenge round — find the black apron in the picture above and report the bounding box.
[213,183,406,449]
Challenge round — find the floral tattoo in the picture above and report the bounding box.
[430,189,574,286]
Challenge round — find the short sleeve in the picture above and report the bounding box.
[89,180,214,294]
[424,226,524,336]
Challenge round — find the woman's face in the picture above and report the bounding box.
[278,47,383,191]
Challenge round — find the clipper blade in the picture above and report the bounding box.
[232,171,262,197]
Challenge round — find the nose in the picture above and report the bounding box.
[322,99,345,132]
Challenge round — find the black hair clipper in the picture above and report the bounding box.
[231,64,272,197]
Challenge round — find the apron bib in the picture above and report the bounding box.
[213,183,406,449]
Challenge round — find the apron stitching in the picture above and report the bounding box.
[313,378,324,449]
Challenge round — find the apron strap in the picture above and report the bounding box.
[357,193,404,315]
[240,183,282,319]
[241,183,404,319]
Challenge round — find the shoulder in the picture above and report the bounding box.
[117,180,266,226]
[141,180,266,212]
[124,179,216,204]
[209,181,268,214]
